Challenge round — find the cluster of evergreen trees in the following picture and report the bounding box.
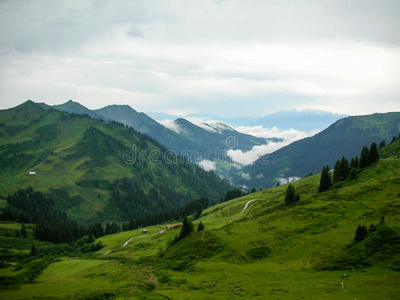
[33,219,83,244]
[220,189,244,203]
[1,186,214,244]
[318,141,381,193]
[0,187,62,223]
[354,217,385,243]
[284,184,300,205]
[170,215,205,245]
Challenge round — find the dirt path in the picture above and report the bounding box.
[241,199,261,213]
[122,235,145,247]
[122,237,134,247]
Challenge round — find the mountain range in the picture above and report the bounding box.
[148,109,347,132]
[52,100,400,190]
[233,112,400,188]
[53,100,279,177]
[0,101,232,224]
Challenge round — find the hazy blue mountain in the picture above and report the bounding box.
[148,109,347,132]
[232,112,400,189]
[255,109,348,131]
[69,102,275,165]
[94,105,208,158]
[168,118,270,152]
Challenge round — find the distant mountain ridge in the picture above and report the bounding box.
[53,101,277,180]
[162,117,271,152]
[232,112,400,189]
[53,100,106,120]
[0,101,232,223]
[148,109,347,132]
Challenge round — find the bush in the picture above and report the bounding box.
[246,246,271,260]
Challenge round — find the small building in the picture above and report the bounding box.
[142,229,148,233]
[166,223,182,230]
[28,172,36,175]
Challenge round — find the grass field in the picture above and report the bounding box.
[1,153,400,299]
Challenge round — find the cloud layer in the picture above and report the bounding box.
[226,126,319,165]
[1,1,399,117]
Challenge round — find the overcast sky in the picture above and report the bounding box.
[0,0,399,118]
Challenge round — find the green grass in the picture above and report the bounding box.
[1,153,400,298]
[0,259,115,299]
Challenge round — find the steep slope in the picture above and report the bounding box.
[0,101,232,224]
[53,100,105,120]
[168,118,270,152]
[2,142,399,299]
[94,104,208,159]
[234,112,400,188]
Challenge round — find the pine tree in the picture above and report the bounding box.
[197,221,205,232]
[105,222,111,235]
[88,233,95,243]
[318,165,332,192]
[379,140,386,149]
[350,157,355,169]
[21,223,27,238]
[368,142,379,165]
[30,244,37,256]
[128,218,136,230]
[354,225,368,243]
[111,222,120,234]
[333,160,341,183]
[340,156,350,181]
[354,156,359,169]
[195,205,202,219]
[285,184,298,205]
[177,215,194,241]
[276,181,280,187]
[360,146,369,168]
[349,167,357,179]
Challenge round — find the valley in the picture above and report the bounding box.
[1,2,399,299]
[1,129,399,299]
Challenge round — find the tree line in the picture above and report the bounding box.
[318,140,383,193]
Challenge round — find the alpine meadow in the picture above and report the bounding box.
[1,1,400,299]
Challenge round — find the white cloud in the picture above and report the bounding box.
[241,173,251,180]
[197,159,216,172]
[234,126,320,141]
[158,119,181,134]
[226,126,319,165]
[276,177,301,185]
[0,1,399,116]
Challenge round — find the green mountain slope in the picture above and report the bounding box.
[2,139,399,299]
[60,102,278,179]
[0,101,232,224]
[234,112,400,188]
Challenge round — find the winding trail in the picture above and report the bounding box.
[122,237,134,247]
[241,199,261,213]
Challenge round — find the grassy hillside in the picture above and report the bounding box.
[235,112,400,188]
[2,141,399,299]
[0,101,232,224]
